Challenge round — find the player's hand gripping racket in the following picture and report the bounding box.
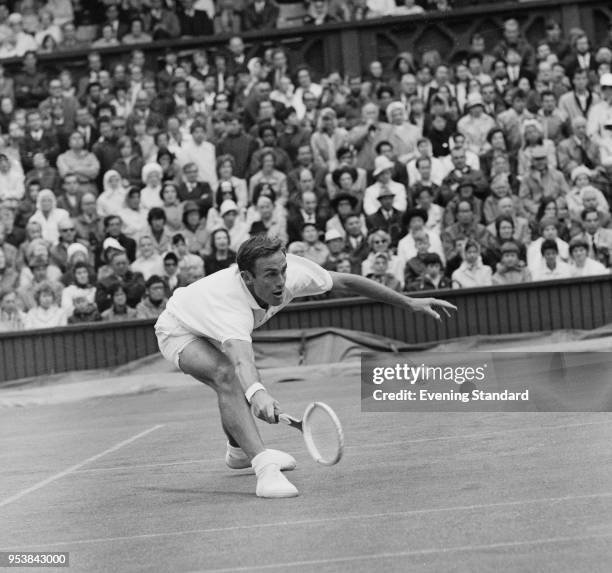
[276,402,344,466]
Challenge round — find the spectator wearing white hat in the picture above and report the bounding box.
[28,189,70,245]
[519,145,570,218]
[59,241,93,286]
[566,166,609,222]
[140,163,165,212]
[587,72,612,142]
[321,229,346,271]
[363,156,407,216]
[218,199,249,252]
[457,93,496,156]
[97,171,128,219]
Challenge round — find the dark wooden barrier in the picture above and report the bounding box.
[0,275,610,383]
[1,1,607,80]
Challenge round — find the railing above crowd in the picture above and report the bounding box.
[0,0,601,78]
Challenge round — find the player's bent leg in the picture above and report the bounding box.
[178,338,298,498]
[178,338,265,460]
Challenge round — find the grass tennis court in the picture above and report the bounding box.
[1,355,612,572]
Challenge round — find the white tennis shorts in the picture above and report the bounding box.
[154,310,200,369]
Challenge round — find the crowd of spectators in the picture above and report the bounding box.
[0,9,612,332]
[0,0,454,57]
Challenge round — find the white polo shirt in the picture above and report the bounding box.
[165,254,333,344]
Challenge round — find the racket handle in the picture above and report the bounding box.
[276,412,303,431]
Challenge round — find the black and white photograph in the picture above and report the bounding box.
[0,0,611,571]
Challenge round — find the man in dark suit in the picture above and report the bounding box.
[156,51,179,96]
[215,114,259,180]
[74,108,99,151]
[226,36,247,77]
[287,144,327,199]
[243,81,286,131]
[242,0,280,31]
[104,3,129,41]
[178,0,213,36]
[343,213,370,270]
[564,34,597,79]
[39,78,79,133]
[177,163,214,215]
[366,187,404,249]
[286,190,327,244]
[504,48,534,87]
[19,110,60,172]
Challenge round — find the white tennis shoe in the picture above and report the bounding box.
[225,443,297,472]
[255,463,299,498]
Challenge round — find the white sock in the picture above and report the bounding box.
[251,450,277,475]
[227,443,244,455]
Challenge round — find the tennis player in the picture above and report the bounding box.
[155,235,456,498]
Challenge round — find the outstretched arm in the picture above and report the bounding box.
[328,271,457,321]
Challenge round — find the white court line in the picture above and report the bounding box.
[0,424,164,509]
[5,490,612,550]
[350,418,612,450]
[69,418,612,474]
[193,532,612,573]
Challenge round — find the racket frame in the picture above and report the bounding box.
[277,402,344,466]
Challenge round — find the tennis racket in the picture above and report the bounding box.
[277,402,344,466]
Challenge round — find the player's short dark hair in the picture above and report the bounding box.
[237,235,285,275]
